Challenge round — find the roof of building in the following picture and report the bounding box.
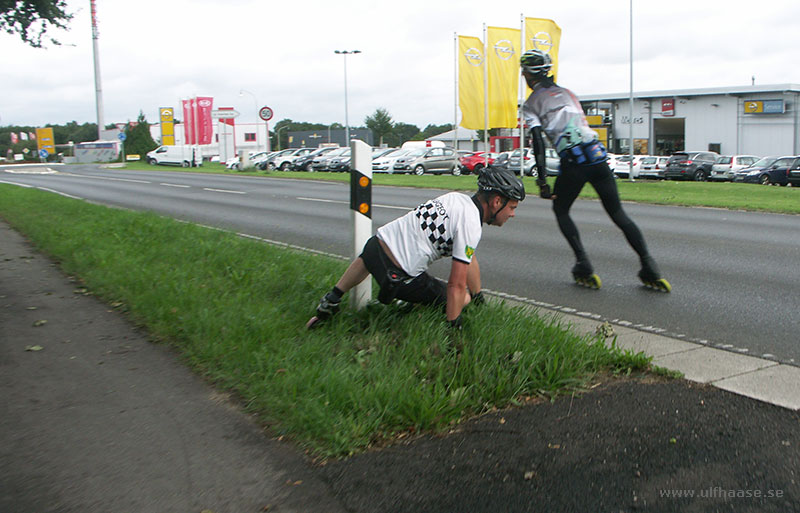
[428,126,478,141]
[579,83,800,102]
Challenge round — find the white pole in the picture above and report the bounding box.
[483,24,489,153]
[453,32,458,152]
[90,0,104,141]
[350,139,372,310]
[518,13,525,178]
[628,0,635,182]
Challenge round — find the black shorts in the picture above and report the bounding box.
[359,236,447,306]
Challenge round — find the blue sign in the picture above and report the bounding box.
[118,132,127,141]
[763,100,785,114]
[39,149,49,158]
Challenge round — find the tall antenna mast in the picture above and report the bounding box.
[91,0,105,140]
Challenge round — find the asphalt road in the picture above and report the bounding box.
[2,163,798,365]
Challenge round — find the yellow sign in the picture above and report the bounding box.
[586,115,603,126]
[35,128,55,156]
[159,107,176,145]
[594,127,608,147]
[744,101,763,113]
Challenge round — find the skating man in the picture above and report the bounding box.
[307,166,525,329]
[520,49,670,292]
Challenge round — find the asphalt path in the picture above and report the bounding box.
[2,163,798,366]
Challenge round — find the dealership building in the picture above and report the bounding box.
[578,84,800,157]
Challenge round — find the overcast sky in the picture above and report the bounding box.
[2,0,799,131]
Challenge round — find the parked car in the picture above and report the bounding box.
[637,156,670,179]
[735,156,797,185]
[312,147,350,172]
[392,147,459,175]
[732,156,780,183]
[266,147,315,171]
[146,145,202,167]
[226,150,270,171]
[372,147,397,159]
[612,155,645,179]
[459,152,497,175]
[663,151,719,181]
[709,155,760,182]
[507,147,560,176]
[327,148,352,172]
[785,156,800,186]
[292,146,340,171]
[373,148,413,173]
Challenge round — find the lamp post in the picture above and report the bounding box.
[239,89,262,152]
[334,50,361,145]
[275,125,289,151]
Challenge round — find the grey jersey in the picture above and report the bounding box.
[522,83,598,151]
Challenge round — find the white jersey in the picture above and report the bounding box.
[377,192,482,277]
[522,82,598,150]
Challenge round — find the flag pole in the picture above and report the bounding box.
[483,24,489,154]
[453,32,458,153]
[519,13,525,178]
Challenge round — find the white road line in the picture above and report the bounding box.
[160,183,191,188]
[203,188,245,194]
[297,196,409,210]
[59,173,151,184]
[0,180,33,188]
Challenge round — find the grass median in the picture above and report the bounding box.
[1,184,649,457]
[122,161,800,215]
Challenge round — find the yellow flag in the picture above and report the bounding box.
[487,26,521,128]
[524,17,562,82]
[458,35,485,130]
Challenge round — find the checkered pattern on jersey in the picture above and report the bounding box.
[415,201,453,256]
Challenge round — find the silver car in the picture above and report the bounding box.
[392,147,459,175]
[508,147,560,176]
[710,155,760,182]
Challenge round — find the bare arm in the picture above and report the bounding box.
[446,259,471,322]
[467,256,481,294]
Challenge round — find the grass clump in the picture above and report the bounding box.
[0,185,649,457]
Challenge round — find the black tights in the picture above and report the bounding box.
[552,161,649,267]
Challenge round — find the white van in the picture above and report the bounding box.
[146,145,202,167]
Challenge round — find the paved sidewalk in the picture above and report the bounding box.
[0,221,345,513]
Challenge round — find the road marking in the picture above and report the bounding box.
[160,183,191,188]
[59,173,151,184]
[203,188,245,194]
[2,167,58,175]
[297,196,409,211]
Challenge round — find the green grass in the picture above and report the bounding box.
[0,184,649,457]
[118,161,800,215]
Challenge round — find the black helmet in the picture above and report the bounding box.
[520,49,552,77]
[477,165,525,201]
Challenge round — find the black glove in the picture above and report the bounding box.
[471,291,485,306]
[447,315,463,330]
[538,181,553,199]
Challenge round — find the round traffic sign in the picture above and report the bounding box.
[259,106,273,121]
[39,149,49,158]
[118,132,127,141]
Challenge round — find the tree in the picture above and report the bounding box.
[364,108,394,146]
[384,122,419,147]
[123,112,157,159]
[1,0,73,47]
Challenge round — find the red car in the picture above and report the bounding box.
[458,152,497,175]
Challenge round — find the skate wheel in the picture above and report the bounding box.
[306,316,323,329]
[645,278,671,293]
[574,274,602,290]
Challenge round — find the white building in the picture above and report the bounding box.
[579,84,800,157]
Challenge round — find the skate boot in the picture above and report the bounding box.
[306,291,341,329]
[638,256,671,293]
[572,260,602,290]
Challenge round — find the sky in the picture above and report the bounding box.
[2,0,800,131]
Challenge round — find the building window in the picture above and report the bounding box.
[244,133,256,142]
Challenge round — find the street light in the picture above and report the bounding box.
[275,125,289,151]
[334,50,361,145]
[239,89,262,152]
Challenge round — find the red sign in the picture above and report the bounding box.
[661,98,675,117]
[196,96,214,145]
[182,99,195,144]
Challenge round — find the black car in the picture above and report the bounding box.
[663,151,719,181]
[736,155,799,185]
